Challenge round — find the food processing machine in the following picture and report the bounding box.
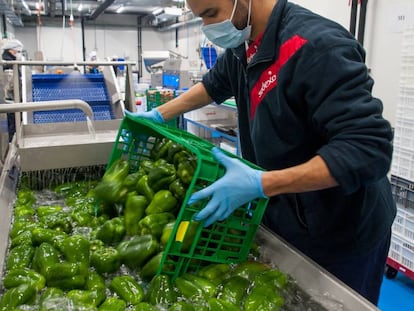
[0,64,379,310]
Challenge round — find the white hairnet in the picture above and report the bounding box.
[2,39,23,51]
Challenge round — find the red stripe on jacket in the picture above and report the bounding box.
[250,35,308,119]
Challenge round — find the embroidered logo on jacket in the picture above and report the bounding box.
[250,34,308,119]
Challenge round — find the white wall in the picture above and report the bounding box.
[12,0,414,126]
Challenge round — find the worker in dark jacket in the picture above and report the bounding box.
[126,0,396,305]
[2,39,23,141]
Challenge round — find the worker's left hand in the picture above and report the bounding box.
[124,109,164,123]
[189,147,267,227]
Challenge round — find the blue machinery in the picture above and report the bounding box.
[0,60,137,172]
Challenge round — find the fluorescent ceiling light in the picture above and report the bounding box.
[78,4,83,11]
[116,6,125,13]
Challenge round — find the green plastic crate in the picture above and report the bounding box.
[146,89,177,127]
[108,115,269,281]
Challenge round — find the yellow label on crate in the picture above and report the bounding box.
[176,221,190,242]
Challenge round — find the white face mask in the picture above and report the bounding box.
[202,0,252,49]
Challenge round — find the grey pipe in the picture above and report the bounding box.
[0,99,94,120]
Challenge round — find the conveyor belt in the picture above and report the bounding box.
[31,73,115,122]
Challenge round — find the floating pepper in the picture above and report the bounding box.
[59,235,90,270]
[168,301,196,311]
[32,242,60,276]
[6,244,35,270]
[90,246,121,274]
[0,284,36,311]
[175,273,216,302]
[243,285,285,311]
[218,275,250,306]
[140,251,164,280]
[207,298,240,311]
[3,268,46,291]
[98,297,127,311]
[45,262,87,290]
[109,275,144,305]
[95,217,126,245]
[117,234,159,270]
[31,227,67,248]
[146,274,177,306]
[67,288,106,308]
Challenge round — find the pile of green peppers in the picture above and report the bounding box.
[0,138,290,310]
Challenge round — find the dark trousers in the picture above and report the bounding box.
[323,230,391,305]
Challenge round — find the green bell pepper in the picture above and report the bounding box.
[117,234,159,270]
[233,261,271,280]
[16,189,36,207]
[130,302,158,311]
[218,275,250,306]
[136,175,155,201]
[125,192,147,236]
[151,138,173,160]
[10,230,33,248]
[39,287,64,305]
[86,271,106,291]
[160,221,175,247]
[243,285,285,311]
[177,161,195,185]
[138,212,175,238]
[197,263,232,284]
[145,190,177,215]
[71,210,94,227]
[38,211,72,233]
[123,170,146,192]
[175,273,216,302]
[172,150,195,168]
[10,221,38,239]
[140,251,163,281]
[167,142,185,163]
[95,217,126,244]
[94,159,130,204]
[90,246,121,274]
[3,268,46,291]
[140,159,155,173]
[98,297,126,311]
[0,284,36,311]
[36,205,63,217]
[67,289,106,308]
[168,301,195,311]
[31,227,67,248]
[146,274,177,306]
[109,275,144,305]
[45,262,87,290]
[253,269,289,290]
[148,164,176,192]
[32,242,60,276]
[89,239,105,252]
[14,205,35,219]
[207,298,240,311]
[59,235,90,270]
[6,244,35,270]
[169,179,186,201]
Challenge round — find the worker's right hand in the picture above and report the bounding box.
[124,109,165,123]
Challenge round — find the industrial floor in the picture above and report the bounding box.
[378,274,414,310]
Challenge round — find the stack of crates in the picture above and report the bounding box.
[146,88,177,127]
[108,116,269,281]
[388,27,414,280]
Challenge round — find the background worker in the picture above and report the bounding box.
[1,38,24,141]
[127,0,396,305]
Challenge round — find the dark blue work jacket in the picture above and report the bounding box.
[202,0,396,264]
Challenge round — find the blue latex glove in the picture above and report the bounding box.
[124,108,164,123]
[189,147,267,227]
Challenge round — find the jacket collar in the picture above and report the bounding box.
[232,0,287,65]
